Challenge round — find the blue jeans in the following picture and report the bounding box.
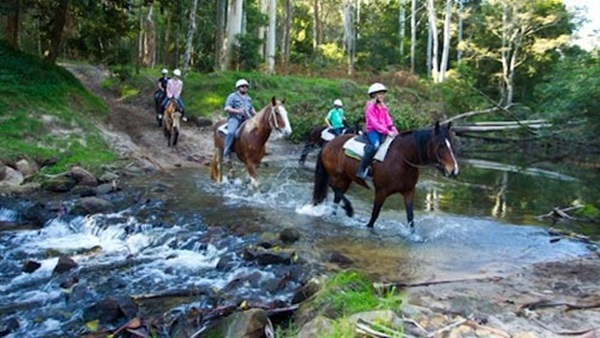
[223,115,245,157]
[365,130,385,154]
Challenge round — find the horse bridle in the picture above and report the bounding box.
[399,134,449,170]
[268,104,283,131]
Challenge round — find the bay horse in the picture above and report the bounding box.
[312,121,459,231]
[163,98,181,147]
[210,97,292,189]
[298,121,364,166]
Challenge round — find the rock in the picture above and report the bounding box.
[0,161,6,180]
[1,166,24,187]
[297,316,334,338]
[328,251,354,266]
[194,117,213,128]
[15,159,38,178]
[203,308,268,338]
[96,182,119,195]
[0,182,41,195]
[53,256,78,275]
[72,196,114,215]
[82,296,124,324]
[72,185,96,197]
[98,171,119,183]
[22,260,42,273]
[70,166,98,187]
[292,278,321,304]
[242,247,294,265]
[0,317,20,337]
[279,227,301,244]
[347,310,403,329]
[42,175,77,193]
[216,253,237,272]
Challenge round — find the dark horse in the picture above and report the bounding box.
[298,121,363,166]
[210,97,292,189]
[163,98,181,147]
[312,122,459,230]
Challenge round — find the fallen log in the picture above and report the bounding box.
[373,276,503,290]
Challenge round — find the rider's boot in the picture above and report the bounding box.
[356,147,376,180]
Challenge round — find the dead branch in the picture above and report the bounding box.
[131,288,212,301]
[529,317,599,336]
[521,299,600,312]
[442,105,512,124]
[374,276,502,290]
[464,320,511,338]
[537,205,584,220]
[426,317,468,337]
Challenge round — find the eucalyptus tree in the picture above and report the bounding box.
[342,0,356,75]
[223,0,244,70]
[266,0,276,72]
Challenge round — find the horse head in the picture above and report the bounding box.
[268,96,292,138]
[431,121,459,178]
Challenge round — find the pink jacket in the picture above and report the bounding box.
[364,101,397,135]
[166,78,183,99]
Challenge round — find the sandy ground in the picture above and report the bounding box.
[68,65,600,338]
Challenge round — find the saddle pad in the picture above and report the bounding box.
[217,120,248,138]
[320,128,336,141]
[343,135,395,162]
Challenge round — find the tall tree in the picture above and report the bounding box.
[399,0,406,61]
[439,0,453,82]
[142,2,156,67]
[223,0,244,70]
[342,0,355,75]
[266,0,276,73]
[258,0,267,58]
[183,0,199,73]
[215,0,226,70]
[457,0,464,61]
[312,0,321,49]
[426,0,439,81]
[281,0,293,68]
[5,0,21,49]
[410,0,417,72]
[45,0,69,64]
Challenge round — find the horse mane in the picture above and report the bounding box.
[245,104,272,132]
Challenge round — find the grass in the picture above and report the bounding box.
[0,42,115,174]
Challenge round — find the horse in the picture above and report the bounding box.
[210,97,293,189]
[298,121,363,166]
[312,121,459,231]
[163,98,181,147]
[154,89,165,127]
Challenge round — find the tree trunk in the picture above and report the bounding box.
[222,0,244,70]
[45,0,69,64]
[439,0,453,82]
[259,0,268,58]
[312,0,320,49]
[342,0,355,75]
[282,0,292,69]
[426,0,439,82]
[457,0,464,61]
[410,0,416,72]
[214,0,226,70]
[399,0,406,62]
[183,0,199,74]
[266,0,276,73]
[143,2,156,68]
[5,0,21,49]
[165,11,172,66]
[137,1,144,72]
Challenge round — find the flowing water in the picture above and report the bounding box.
[0,147,598,336]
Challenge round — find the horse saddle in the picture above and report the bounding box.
[320,127,337,141]
[217,119,249,139]
[343,135,395,162]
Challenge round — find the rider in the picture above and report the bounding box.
[161,68,187,122]
[356,83,398,180]
[223,79,257,164]
[155,68,169,105]
[325,99,346,136]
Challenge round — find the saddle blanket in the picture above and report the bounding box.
[343,135,395,162]
[320,128,336,141]
[217,120,248,138]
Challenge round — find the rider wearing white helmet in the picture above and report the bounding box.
[325,99,347,136]
[222,79,257,164]
[356,83,398,180]
[161,68,187,122]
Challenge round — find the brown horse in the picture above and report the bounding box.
[210,97,292,189]
[312,121,459,230]
[163,98,181,147]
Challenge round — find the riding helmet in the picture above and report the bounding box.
[173,69,182,77]
[161,68,168,75]
[333,99,343,107]
[368,83,387,96]
[236,79,250,89]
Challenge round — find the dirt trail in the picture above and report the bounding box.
[66,64,214,171]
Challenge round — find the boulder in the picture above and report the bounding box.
[15,159,39,178]
[1,166,24,187]
[70,166,98,187]
[203,308,269,338]
[297,316,334,338]
[52,256,78,275]
[72,197,114,215]
[279,227,301,244]
[42,175,77,193]
[22,260,42,273]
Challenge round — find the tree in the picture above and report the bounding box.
[426,0,439,81]
[266,0,276,73]
[45,0,69,64]
[223,0,244,70]
[183,0,198,73]
[342,0,355,75]
[4,0,21,49]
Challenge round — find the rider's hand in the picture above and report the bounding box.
[389,130,399,137]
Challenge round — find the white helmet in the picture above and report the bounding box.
[368,83,387,95]
[161,68,168,75]
[333,99,343,107]
[235,79,249,89]
[173,69,181,77]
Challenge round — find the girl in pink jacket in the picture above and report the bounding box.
[356,83,398,180]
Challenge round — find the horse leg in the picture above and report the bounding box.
[403,189,416,231]
[246,162,259,190]
[172,127,179,146]
[366,191,387,228]
[298,143,314,166]
[332,188,354,217]
[210,149,222,182]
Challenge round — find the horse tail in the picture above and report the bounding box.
[312,149,329,205]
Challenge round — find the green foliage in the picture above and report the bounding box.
[356,0,401,71]
[534,53,600,143]
[235,34,264,71]
[0,42,115,174]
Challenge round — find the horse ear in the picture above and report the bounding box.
[434,120,441,134]
[447,121,452,130]
[281,98,285,105]
[271,96,276,106]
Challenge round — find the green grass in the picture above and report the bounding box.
[0,42,115,174]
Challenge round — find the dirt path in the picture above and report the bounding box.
[66,64,215,171]
[68,65,600,337]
